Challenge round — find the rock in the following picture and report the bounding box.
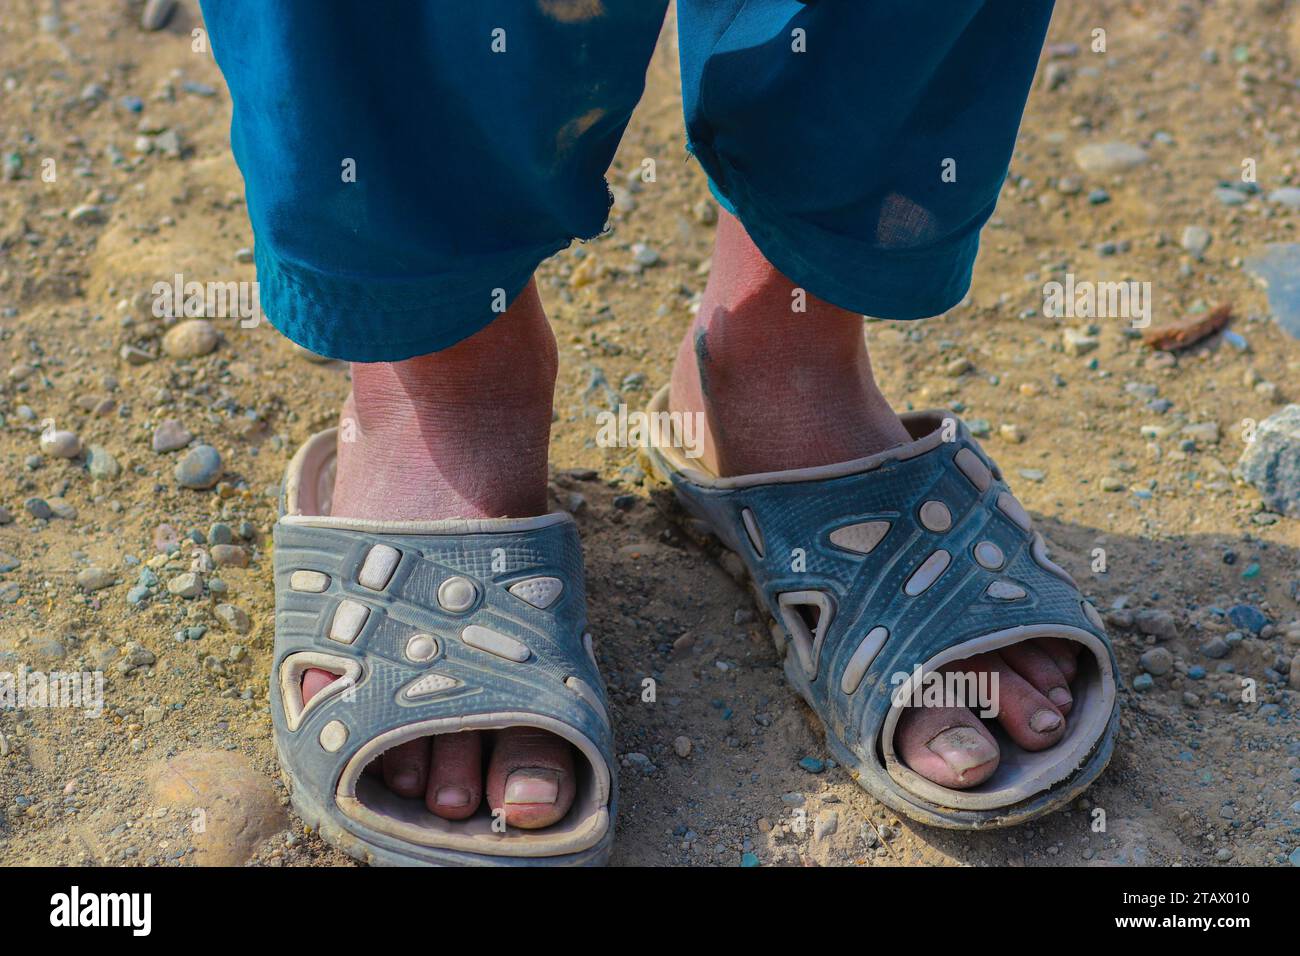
[86,445,121,480]
[167,572,203,598]
[1181,422,1219,445]
[40,429,81,458]
[798,756,825,774]
[147,750,287,865]
[68,204,106,225]
[208,522,234,546]
[122,642,156,668]
[120,344,155,365]
[152,419,193,452]
[210,544,249,568]
[0,553,17,573]
[24,497,53,520]
[76,567,116,592]
[631,243,661,268]
[1180,225,1212,258]
[0,506,12,525]
[1244,244,1300,341]
[174,444,223,489]
[1290,653,1300,690]
[1074,142,1148,175]
[1239,405,1300,516]
[1062,328,1099,356]
[1227,604,1269,635]
[813,809,839,840]
[673,735,692,758]
[1135,608,1177,640]
[47,498,77,520]
[1200,636,1230,659]
[944,357,973,377]
[1132,673,1154,691]
[141,0,177,31]
[154,129,182,159]
[214,603,251,634]
[1139,646,1173,676]
[1267,187,1300,210]
[162,319,219,359]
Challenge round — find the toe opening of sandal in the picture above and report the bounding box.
[335,712,610,858]
[879,623,1115,813]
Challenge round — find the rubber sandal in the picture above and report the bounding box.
[271,429,617,865]
[641,385,1119,829]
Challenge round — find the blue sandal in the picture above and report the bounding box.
[643,386,1119,829]
[270,429,616,865]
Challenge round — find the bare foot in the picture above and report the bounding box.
[669,210,1083,790]
[308,280,577,828]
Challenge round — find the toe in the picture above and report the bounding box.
[1037,637,1081,684]
[425,731,483,820]
[896,704,1000,789]
[381,738,431,799]
[999,641,1074,715]
[969,651,1067,751]
[300,667,337,705]
[485,728,576,830]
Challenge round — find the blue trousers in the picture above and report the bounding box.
[200,0,1055,361]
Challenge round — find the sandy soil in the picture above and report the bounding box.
[1,0,1298,867]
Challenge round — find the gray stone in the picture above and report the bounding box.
[163,319,219,359]
[1062,328,1099,356]
[1267,187,1300,209]
[141,0,177,30]
[214,603,251,634]
[1200,636,1230,659]
[174,444,223,489]
[1239,405,1300,517]
[86,445,121,480]
[152,419,193,453]
[76,567,116,592]
[68,204,106,225]
[1180,225,1212,258]
[1135,608,1177,640]
[24,497,53,520]
[1244,244,1300,340]
[167,572,203,598]
[1074,142,1149,175]
[1139,646,1173,676]
[40,429,81,458]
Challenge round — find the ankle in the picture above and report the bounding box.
[331,281,557,520]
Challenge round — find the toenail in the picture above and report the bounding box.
[392,770,419,792]
[926,727,997,776]
[435,786,471,808]
[1048,687,1072,707]
[1030,709,1062,733]
[504,770,559,805]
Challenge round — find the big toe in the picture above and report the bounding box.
[301,667,338,705]
[485,727,576,830]
[896,704,1000,789]
[425,730,483,820]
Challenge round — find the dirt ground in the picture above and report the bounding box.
[1,0,1298,867]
